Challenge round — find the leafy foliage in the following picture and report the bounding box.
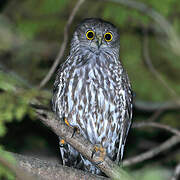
[0,147,15,180]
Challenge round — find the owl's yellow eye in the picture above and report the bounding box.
[86,30,95,40]
[104,32,113,42]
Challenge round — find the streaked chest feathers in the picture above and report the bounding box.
[64,56,123,149]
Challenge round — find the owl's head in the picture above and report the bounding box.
[71,18,120,56]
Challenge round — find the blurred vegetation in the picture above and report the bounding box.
[0,0,179,179]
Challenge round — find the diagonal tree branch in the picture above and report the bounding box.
[2,64,180,112]
[33,105,133,180]
[32,103,180,178]
[12,152,107,180]
[123,120,180,167]
[133,121,180,136]
[123,135,180,167]
[39,0,86,88]
[0,150,108,180]
[103,0,180,56]
[134,100,180,112]
[142,30,179,102]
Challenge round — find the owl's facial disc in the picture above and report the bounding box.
[88,30,113,53]
[73,18,120,55]
[84,29,117,55]
[86,30,103,49]
[94,32,113,49]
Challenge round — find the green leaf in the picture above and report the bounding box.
[0,147,16,180]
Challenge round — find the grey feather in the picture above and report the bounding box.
[52,18,133,174]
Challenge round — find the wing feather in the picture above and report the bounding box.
[116,70,133,163]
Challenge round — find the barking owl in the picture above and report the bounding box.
[52,18,133,174]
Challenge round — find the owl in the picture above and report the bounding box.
[52,18,133,174]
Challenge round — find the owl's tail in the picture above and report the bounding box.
[59,138,101,174]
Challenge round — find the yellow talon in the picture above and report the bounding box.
[92,145,106,162]
[64,118,80,137]
[65,118,70,127]
[94,146,104,153]
[60,139,65,145]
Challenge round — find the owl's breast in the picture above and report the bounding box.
[63,62,122,157]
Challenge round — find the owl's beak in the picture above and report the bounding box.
[96,35,102,48]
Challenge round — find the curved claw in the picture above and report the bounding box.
[59,139,66,147]
[91,144,106,164]
[64,118,71,127]
[71,126,80,137]
[64,118,80,138]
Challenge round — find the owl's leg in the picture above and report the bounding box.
[91,144,106,164]
[71,126,80,137]
[58,119,70,145]
[59,139,66,147]
[59,138,68,165]
[59,118,80,146]
[64,118,80,137]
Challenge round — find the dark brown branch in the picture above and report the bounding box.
[39,0,86,88]
[0,150,107,180]
[0,152,38,180]
[34,107,133,180]
[12,152,107,180]
[123,135,180,166]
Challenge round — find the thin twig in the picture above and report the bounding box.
[38,0,86,88]
[133,121,180,136]
[134,100,180,112]
[124,121,180,166]
[171,163,180,180]
[142,30,179,101]
[103,0,180,56]
[2,64,180,113]
[146,109,164,122]
[103,0,171,33]
[0,63,33,89]
[123,135,180,166]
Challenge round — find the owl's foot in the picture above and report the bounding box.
[91,144,106,164]
[64,118,80,137]
[64,118,71,127]
[71,126,80,137]
[59,139,66,147]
